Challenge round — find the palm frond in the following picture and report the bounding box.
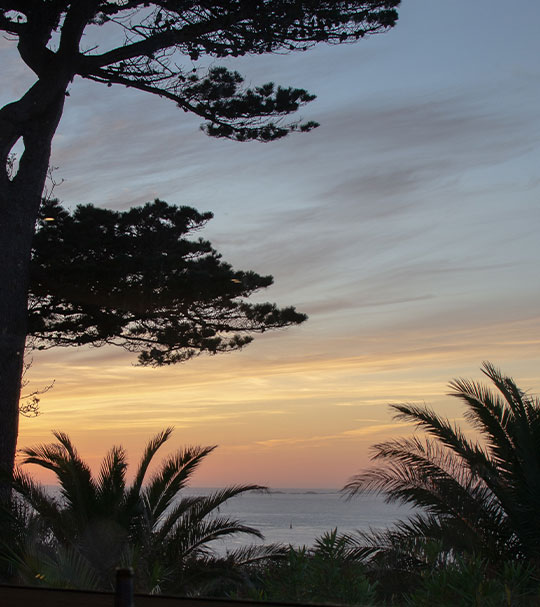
[21,432,97,519]
[39,544,101,590]
[312,528,370,562]
[145,445,216,519]
[130,427,173,497]
[451,364,540,549]
[156,486,266,560]
[9,428,267,594]
[151,495,204,544]
[221,543,286,565]
[160,485,265,549]
[482,361,530,422]
[449,374,517,469]
[9,467,60,519]
[166,513,263,559]
[346,363,540,562]
[391,403,488,466]
[96,446,127,517]
[184,485,266,521]
[346,436,494,514]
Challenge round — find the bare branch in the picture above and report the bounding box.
[58,1,101,56]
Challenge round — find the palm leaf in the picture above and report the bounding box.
[166,513,263,559]
[221,543,286,565]
[129,427,173,498]
[9,428,267,594]
[96,446,127,518]
[21,432,97,522]
[145,444,216,519]
[8,467,67,542]
[345,363,540,563]
[155,486,265,558]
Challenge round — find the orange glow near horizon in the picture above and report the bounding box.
[19,315,540,488]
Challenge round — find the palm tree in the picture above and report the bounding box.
[4,428,272,593]
[344,362,540,566]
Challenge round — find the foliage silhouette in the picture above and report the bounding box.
[239,529,540,605]
[0,0,400,479]
[3,428,277,593]
[345,362,540,571]
[29,198,306,365]
[237,528,377,605]
[405,557,538,607]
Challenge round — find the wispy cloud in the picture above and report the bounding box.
[252,421,414,448]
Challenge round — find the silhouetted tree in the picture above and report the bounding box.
[29,198,306,365]
[5,428,278,592]
[0,0,400,477]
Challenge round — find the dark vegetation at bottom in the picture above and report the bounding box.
[235,534,540,606]
[2,362,540,605]
[3,533,539,606]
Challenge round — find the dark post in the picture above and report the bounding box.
[115,567,135,607]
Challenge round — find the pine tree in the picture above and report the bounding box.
[0,1,400,478]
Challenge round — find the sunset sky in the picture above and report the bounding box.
[4,0,540,488]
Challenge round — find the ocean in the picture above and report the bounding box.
[44,485,415,551]
[184,488,415,551]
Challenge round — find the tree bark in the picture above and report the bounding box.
[0,5,94,485]
[0,78,67,482]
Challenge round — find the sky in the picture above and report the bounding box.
[4,0,540,488]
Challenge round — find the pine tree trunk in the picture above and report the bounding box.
[0,187,32,479]
[0,80,66,485]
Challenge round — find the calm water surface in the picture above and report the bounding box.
[183,488,415,550]
[45,486,415,551]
